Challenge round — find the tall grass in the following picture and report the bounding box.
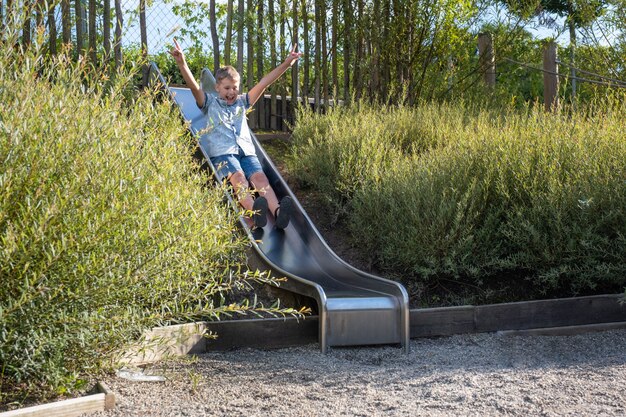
[291,99,626,303]
[0,37,285,406]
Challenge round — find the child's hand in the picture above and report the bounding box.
[168,38,186,66]
[284,44,303,67]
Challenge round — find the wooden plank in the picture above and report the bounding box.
[410,306,475,337]
[0,394,105,417]
[118,294,625,359]
[497,321,626,337]
[206,316,318,350]
[475,294,626,333]
[95,381,115,410]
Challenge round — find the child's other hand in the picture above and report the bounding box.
[168,38,185,66]
[284,44,303,67]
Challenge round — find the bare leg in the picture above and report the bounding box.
[228,171,255,226]
[250,172,279,217]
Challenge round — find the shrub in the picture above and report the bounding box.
[290,100,626,303]
[0,38,285,406]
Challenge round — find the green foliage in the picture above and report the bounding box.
[0,38,294,407]
[146,46,210,85]
[167,0,229,53]
[290,99,626,303]
[502,0,605,25]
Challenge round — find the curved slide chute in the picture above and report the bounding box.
[149,63,410,353]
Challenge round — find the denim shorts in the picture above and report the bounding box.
[210,148,263,181]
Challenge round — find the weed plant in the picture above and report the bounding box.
[0,35,293,407]
[291,99,626,304]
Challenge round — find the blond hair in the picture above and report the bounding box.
[215,66,240,83]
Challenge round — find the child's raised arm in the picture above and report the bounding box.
[169,38,205,108]
[248,44,302,106]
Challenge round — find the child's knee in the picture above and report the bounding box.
[229,171,249,196]
[250,172,270,188]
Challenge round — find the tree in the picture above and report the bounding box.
[61,0,71,45]
[103,0,111,63]
[89,0,97,65]
[48,2,57,55]
[237,0,244,74]
[225,0,234,65]
[502,0,606,100]
[114,0,123,69]
[210,0,220,70]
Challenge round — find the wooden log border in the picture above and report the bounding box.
[0,382,115,417]
[120,293,626,362]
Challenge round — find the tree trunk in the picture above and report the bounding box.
[291,0,299,120]
[354,0,364,100]
[35,0,44,28]
[103,0,111,63]
[381,0,391,100]
[209,0,220,70]
[247,0,256,128]
[139,0,147,57]
[314,0,321,110]
[114,0,123,69]
[89,0,97,65]
[321,0,328,107]
[280,0,288,130]
[48,2,57,55]
[75,0,84,56]
[237,0,244,74]
[331,0,338,98]
[61,0,71,45]
[371,0,381,96]
[269,0,278,130]
[342,0,350,101]
[225,0,234,65]
[302,0,309,106]
[256,0,265,128]
[210,0,220,70]
[23,1,32,48]
[140,0,149,86]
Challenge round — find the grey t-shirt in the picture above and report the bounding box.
[198,91,255,157]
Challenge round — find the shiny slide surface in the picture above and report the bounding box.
[149,63,409,353]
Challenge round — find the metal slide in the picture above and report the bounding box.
[149,63,409,353]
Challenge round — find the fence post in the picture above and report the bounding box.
[478,33,495,88]
[543,41,559,111]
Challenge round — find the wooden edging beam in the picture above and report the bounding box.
[120,293,626,362]
[0,382,115,417]
[411,293,626,337]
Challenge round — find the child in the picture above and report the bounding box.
[169,39,302,229]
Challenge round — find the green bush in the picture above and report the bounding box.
[290,100,626,303]
[0,40,283,406]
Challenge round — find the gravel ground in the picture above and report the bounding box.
[94,329,626,416]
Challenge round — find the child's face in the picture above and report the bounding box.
[215,77,240,105]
